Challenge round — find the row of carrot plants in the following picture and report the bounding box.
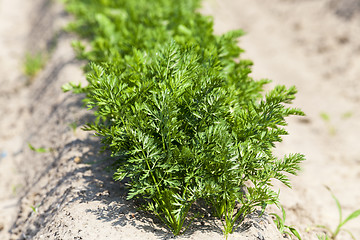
[62,0,305,237]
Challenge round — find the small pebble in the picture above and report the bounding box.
[74,156,81,164]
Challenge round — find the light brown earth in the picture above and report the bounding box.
[0,0,359,239]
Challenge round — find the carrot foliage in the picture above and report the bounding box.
[62,0,305,236]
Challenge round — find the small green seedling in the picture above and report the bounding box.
[313,187,360,240]
[271,205,302,240]
[68,122,78,133]
[320,112,336,135]
[320,112,330,122]
[28,143,49,153]
[30,204,40,214]
[23,51,46,79]
[341,111,353,119]
[11,184,23,196]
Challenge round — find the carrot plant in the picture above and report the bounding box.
[62,0,305,237]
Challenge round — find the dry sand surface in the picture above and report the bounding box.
[0,0,360,239]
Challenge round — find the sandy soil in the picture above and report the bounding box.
[0,0,359,239]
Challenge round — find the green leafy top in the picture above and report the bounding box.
[63,0,305,236]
